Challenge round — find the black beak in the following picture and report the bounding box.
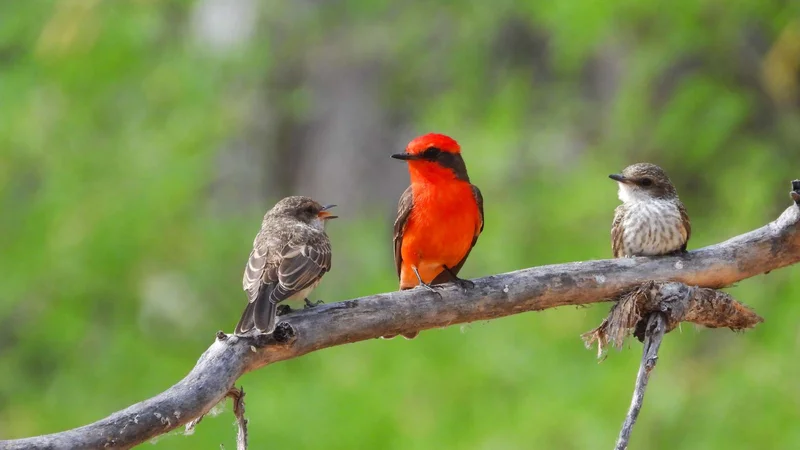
[318,204,338,220]
[391,153,423,161]
[609,174,628,183]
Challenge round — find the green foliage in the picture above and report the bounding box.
[1,1,799,448]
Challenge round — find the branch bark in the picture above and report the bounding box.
[3,183,800,450]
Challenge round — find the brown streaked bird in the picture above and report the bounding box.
[609,163,691,258]
[389,133,484,339]
[234,196,337,335]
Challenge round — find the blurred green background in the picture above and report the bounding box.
[2,1,800,448]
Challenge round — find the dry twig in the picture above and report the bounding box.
[227,387,247,450]
[614,313,667,450]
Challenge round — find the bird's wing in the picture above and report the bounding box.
[431,184,484,282]
[678,201,691,251]
[269,234,332,304]
[237,232,281,334]
[611,205,625,258]
[472,184,484,235]
[243,242,271,304]
[243,227,332,300]
[393,186,414,279]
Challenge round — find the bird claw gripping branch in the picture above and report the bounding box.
[276,304,293,316]
[304,298,325,309]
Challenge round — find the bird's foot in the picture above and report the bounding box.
[442,266,474,291]
[410,266,443,298]
[304,298,325,309]
[417,282,444,299]
[276,305,293,316]
[444,266,475,291]
[452,277,475,291]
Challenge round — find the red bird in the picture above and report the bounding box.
[391,133,484,307]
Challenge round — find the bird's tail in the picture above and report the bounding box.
[253,295,278,334]
[235,284,278,335]
[234,301,256,335]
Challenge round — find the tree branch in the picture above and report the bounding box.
[3,182,800,450]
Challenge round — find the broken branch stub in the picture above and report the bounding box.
[791,180,800,205]
[582,281,763,356]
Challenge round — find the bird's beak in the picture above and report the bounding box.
[318,204,338,220]
[391,152,423,161]
[609,174,629,183]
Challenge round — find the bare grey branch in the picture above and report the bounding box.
[2,186,799,450]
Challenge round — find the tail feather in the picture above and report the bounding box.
[254,296,278,334]
[234,301,257,335]
[235,283,278,335]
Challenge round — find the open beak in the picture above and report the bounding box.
[609,174,629,183]
[391,153,423,161]
[318,204,338,220]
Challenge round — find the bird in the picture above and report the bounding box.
[234,196,337,335]
[390,133,484,338]
[609,163,691,258]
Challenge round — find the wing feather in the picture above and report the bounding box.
[472,184,484,235]
[243,247,269,303]
[393,186,414,280]
[270,237,332,304]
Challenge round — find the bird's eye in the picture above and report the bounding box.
[423,147,441,159]
[305,205,315,214]
[640,178,653,187]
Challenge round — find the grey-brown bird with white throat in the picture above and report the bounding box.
[609,163,691,258]
[235,196,337,335]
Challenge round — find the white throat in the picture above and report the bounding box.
[617,183,652,204]
[311,217,328,232]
